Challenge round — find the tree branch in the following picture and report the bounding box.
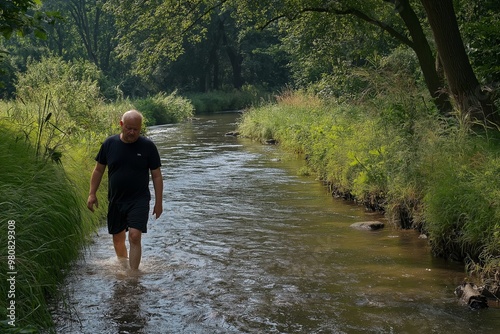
[259,14,288,30]
[329,8,413,48]
[258,5,414,49]
[182,0,229,34]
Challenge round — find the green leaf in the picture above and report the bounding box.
[33,29,47,40]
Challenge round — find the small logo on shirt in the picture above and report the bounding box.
[137,153,142,157]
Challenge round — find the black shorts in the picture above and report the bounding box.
[107,200,150,234]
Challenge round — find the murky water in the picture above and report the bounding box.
[52,112,500,333]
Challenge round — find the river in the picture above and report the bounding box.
[52,112,500,333]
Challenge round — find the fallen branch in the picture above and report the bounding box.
[454,282,488,309]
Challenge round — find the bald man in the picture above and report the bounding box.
[87,110,163,270]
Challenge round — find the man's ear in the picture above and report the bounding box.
[119,120,124,127]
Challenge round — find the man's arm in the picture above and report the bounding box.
[87,162,106,212]
[151,167,163,219]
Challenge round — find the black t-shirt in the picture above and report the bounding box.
[95,134,161,203]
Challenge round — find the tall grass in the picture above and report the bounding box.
[0,124,98,330]
[421,130,500,274]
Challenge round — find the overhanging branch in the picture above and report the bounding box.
[182,0,229,34]
[259,6,414,49]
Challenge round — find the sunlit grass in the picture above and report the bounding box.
[0,124,97,329]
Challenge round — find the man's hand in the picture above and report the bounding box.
[150,167,163,220]
[152,201,163,219]
[87,194,99,212]
[88,163,105,213]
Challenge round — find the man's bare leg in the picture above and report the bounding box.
[113,230,128,259]
[128,228,142,270]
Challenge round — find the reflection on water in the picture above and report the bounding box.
[109,277,147,333]
[52,112,500,333]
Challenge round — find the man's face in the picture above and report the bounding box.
[120,117,142,143]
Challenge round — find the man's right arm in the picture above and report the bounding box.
[87,162,106,212]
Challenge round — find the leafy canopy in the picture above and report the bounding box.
[0,0,57,39]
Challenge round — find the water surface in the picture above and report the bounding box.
[52,112,500,333]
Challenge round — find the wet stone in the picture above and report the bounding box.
[350,221,385,230]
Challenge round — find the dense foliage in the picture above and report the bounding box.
[1,1,499,116]
[0,127,95,330]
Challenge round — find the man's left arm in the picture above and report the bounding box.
[151,167,163,219]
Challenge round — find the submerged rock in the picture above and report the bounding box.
[350,221,385,230]
[265,138,277,145]
[225,131,240,136]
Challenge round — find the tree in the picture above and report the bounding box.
[39,0,118,74]
[218,11,244,90]
[385,0,451,114]
[236,0,500,126]
[236,0,452,113]
[420,0,499,127]
[35,0,137,97]
[457,0,500,85]
[0,0,57,91]
[107,0,192,78]
[107,0,288,92]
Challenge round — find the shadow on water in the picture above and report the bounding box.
[51,112,500,333]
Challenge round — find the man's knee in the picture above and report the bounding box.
[128,228,142,245]
[113,230,126,244]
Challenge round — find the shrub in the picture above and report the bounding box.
[15,56,104,132]
[134,91,194,125]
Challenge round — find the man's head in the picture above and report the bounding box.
[120,110,143,143]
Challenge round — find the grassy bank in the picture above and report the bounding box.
[0,124,101,330]
[0,56,194,332]
[237,90,500,281]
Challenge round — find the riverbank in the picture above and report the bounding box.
[0,125,102,331]
[237,90,500,283]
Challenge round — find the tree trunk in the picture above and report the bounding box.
[69,0,99,67]
[394,0,452,114]
[224,45,244,90]
[219,16,244,90]
[420,0,499,127]
[213,53,220,90]
[334,1,452,114]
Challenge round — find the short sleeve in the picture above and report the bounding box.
[149,141,161,170]
[95,139,109,165]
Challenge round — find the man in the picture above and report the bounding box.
[87,110,163,271]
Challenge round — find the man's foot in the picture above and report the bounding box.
[117,256,129,269]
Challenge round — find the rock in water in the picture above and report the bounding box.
[350,221,384,230]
